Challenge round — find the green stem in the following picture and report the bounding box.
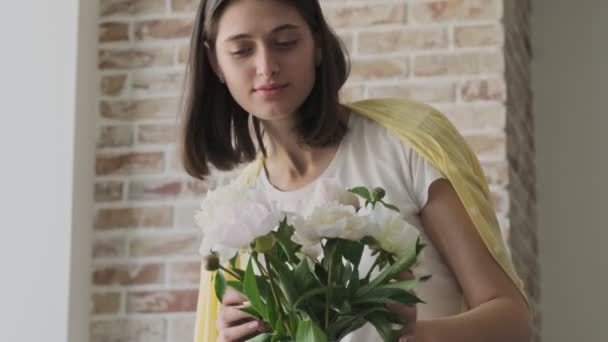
[257,255,294,338]
[363,256,382,282]
[218,265,241,281]
[325,259,334,329]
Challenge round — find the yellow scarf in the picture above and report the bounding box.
[193,98,528,341]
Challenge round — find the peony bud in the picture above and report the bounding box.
[202,254,220,271]
[372,187,386,201]
[254,233,276,253]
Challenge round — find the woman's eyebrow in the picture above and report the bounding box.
[224,24,301,43]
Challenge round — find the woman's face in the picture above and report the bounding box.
[211,0,319,123]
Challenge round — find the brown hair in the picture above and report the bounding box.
[180,0,350,180]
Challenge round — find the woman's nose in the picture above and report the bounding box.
[256,48,280,78]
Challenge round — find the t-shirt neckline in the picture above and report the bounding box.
[260,113,353,197]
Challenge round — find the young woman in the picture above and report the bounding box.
[180,1,532,341]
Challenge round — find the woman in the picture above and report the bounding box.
[180,0,532,341]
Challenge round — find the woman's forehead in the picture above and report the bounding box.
[215,0,308,40]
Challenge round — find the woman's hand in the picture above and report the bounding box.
[387,270,419,342]
[216,287,268,342]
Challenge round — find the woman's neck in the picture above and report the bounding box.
[260,110,348,191]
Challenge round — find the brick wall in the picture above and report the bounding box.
[92,0,537,341]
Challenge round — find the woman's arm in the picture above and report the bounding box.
[416,179,532,342]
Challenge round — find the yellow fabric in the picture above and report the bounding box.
[193,98,528,341]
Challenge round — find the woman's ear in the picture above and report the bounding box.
[205,42,225,81]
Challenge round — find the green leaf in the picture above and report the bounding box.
[273,315,287,337]
[356,242,418,297]
[379,200,400,212]
[263,280,279,331]
[266,253,297,307]
[340,240,364,270]
[226,280,243,294]
[243,258,267,320]
[246,333,272,342]
[382,279,418,292]
[214,271,227,302]
[239,305,263,321]
[341,262,353,286]
[293,287,328,308]
[415,236,426,255]
[346,266,360,298]
[326,307,388,340]
[353,286,423,306]
[229,253,239,269]
[366,311,404,342]
[293,258,316,293]
[273,219,301,264]
[314,262,328,285]
[295,315,329,342]
[348,186,371,200]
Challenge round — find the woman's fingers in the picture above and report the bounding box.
[217,320,263,342]
[396,270,415,280]
[217,304,256,329]
[221,287,248,306]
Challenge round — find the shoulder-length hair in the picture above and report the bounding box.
[180,0,350,180]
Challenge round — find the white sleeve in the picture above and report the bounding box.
[405,146,445,211]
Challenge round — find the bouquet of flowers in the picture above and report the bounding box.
[196,181,429,342]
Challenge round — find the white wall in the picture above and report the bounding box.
[0,1,97,341]
[533,1,608,341]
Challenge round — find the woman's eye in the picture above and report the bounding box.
[230,49,251,57]
[276,40,297,48]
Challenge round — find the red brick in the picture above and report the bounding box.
[92,292,121,314]
[137,124,177,145]
[358,28,448,54]
[100,0,166,17]
[95,181,124,202]
[98,125,134,148]
[460,78,506,102]
[95,152,164,176]
[100,74,127,96]
[93,236,128,258]
[100,98,179,120]
[414,51,504,77]
[350,58,409,82]
[93,264,165,286]
[127,289,198,313]
[128,179,182,200]
[411,0,502,23]
[90,318,166,342]
[169,261,200,285]
[323,4,406,29]
[100,22,129,43]
[134,19,194,41]
[95,206,173,230]
[129,234,200,257]
[99,47,173,70]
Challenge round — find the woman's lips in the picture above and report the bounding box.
[255,84,288,98]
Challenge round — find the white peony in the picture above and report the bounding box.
[363,205,420,258]
[308,179,361,214]
[291,203,368,258]
[195,182,284,262]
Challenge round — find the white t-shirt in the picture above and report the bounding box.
[255,114,465,341]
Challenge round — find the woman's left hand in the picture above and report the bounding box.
[387,270,418,342]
